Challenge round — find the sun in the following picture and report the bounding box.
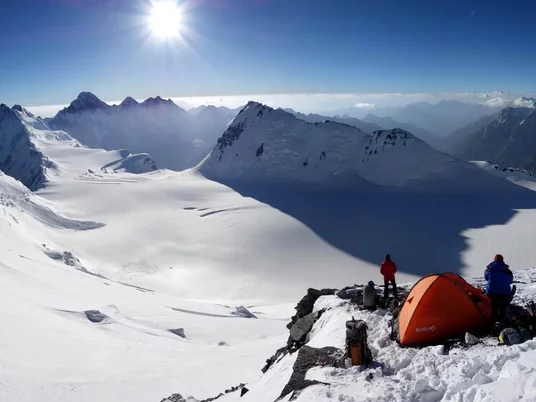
[149,1,182,39]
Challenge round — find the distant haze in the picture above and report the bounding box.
[25,91,536,118]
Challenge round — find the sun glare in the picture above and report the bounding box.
[149,1,182,39]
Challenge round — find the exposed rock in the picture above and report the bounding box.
[465,332,480,345]
[263,288,337,374]
[160,394,193,402]
[84,310,108,323]
[278,346,344,400]
[62,251,82,267]
[289,312,316,343]
[289,288,337,328]
[169,328,186,338]
[261,346,287,373]
[231,306,257,319]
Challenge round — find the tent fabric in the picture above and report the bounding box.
[397,273,493,346]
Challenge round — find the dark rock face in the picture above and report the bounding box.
[169,328,186,338]
[84,310,108,323]
[232,306,257,319]
[262,288,337,373]
[261,346,287,374]
[217,121,246,154]
[289,313,316,343]
[291,288,337,323]
[278,345,344,400]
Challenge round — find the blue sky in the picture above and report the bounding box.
[1,0,535,108]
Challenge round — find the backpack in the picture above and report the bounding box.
[345,318,372,366]
[499,328,522,346]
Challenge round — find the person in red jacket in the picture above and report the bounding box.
[380,254,398,299]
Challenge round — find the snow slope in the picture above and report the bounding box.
[0,172,293,401]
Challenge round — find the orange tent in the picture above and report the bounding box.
[396,273,493,346]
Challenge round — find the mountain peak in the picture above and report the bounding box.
[120,97,139,107]
[142,96,177,107]
[1,103,15,116]
[61,92,108,114]
[12,105,35,118]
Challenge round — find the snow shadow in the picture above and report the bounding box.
[221,180,536,276]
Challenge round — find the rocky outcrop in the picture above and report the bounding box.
[278,345,344,401]
[261,288,337,373]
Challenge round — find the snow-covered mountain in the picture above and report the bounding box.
[362,113,442,149]
[47,93,197,170]
[512,96,536,108]
[47,93,237,171]
[0,102,157,190]
[447,107,536,172]
[199,102,516,190]
[0,104,57,190]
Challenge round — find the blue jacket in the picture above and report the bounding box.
[485,261,513,295]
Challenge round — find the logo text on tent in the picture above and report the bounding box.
[416,325,436,333]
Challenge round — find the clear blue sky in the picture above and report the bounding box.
[1,0,535,107]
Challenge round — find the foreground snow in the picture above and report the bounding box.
[211,269,536,402]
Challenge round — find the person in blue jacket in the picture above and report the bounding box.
[485,254,514,322]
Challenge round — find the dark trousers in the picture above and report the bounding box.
[489,294,510,323]
[384,280,397,298]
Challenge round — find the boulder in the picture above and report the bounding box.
[289,313,316,343]
[169,328,186,338]
[232,306,257,319]
[84,310,108,323]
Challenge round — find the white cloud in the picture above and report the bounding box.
[25,104,68,118]
[485,97,512,108]
[354,102,376,109]
[512,97,536,108]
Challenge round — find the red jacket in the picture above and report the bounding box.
[380,260,397,281]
